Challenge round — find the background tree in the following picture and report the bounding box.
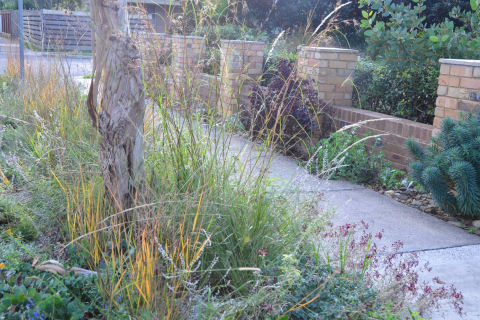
[87,0,146,211]
[359,0,480,68]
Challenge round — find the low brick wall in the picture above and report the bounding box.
[197,74,221,110]
[434,59,480,128]
[157,38,476,172]
[172,35,206,73]
[331,106,434,171]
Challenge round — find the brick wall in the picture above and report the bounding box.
[434,59,480,128]
[218,40,265,116]
[197,74,221,111]
[297,47,358,107]
[139,33,172,65]
[330,106,433,171]
[151,33,172,48]
[172,35,206,73]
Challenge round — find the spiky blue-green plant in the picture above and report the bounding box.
[407,111,480,217]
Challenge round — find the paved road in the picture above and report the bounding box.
[0,38,92,78]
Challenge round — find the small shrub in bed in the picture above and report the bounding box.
[407,112,480,217]
[306,130,403,187]
[240,59,329,153]
[353,58,438,125]
[262,51,298,87]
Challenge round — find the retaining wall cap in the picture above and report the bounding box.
[297,46,359,54]
[172,35,206,39]
[439,59,480,67]
[220,40,265,45]
[153,33,172,37]
[198,73,221,81]
[332,106,434,130]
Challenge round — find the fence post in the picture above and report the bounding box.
[218,40,264,116]
[40,9,44,52]
[297,46,358,107]
[18,0,25,80]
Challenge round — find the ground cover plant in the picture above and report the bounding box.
[407,112,480,217]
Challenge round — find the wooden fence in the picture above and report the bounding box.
[0,10,12,36]
[1,9,152,52]
[24,10,151,51]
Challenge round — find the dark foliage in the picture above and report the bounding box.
[261,51,297,86]
[245,0,337,32]
[353,58,438,124]
[240,59,329,150]
[376,0,473,27]
[244,0,365,47]
[244,0,473,51]
[422,0,472,26]
[407,112,480,217]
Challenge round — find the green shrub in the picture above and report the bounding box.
[353,58,438,124]
[307,130,399,185]
[407,112,480,217]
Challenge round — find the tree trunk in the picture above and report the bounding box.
[87,0,145,211]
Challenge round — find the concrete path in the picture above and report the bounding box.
[227,133,480,320]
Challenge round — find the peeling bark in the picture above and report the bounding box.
[87,0,145,211]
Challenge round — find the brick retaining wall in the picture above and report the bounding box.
[330,106,434,171]
[161,39,480,171]
[197,74,221,111]
[218,40,265,116]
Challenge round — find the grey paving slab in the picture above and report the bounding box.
[324,188,480,252]
[0,41,91,78]
[418,245,480,320]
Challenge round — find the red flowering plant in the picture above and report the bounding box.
[316,221,464,317]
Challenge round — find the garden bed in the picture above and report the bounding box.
[375,186,480,236]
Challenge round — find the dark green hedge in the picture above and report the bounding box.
[352,58,439,125]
